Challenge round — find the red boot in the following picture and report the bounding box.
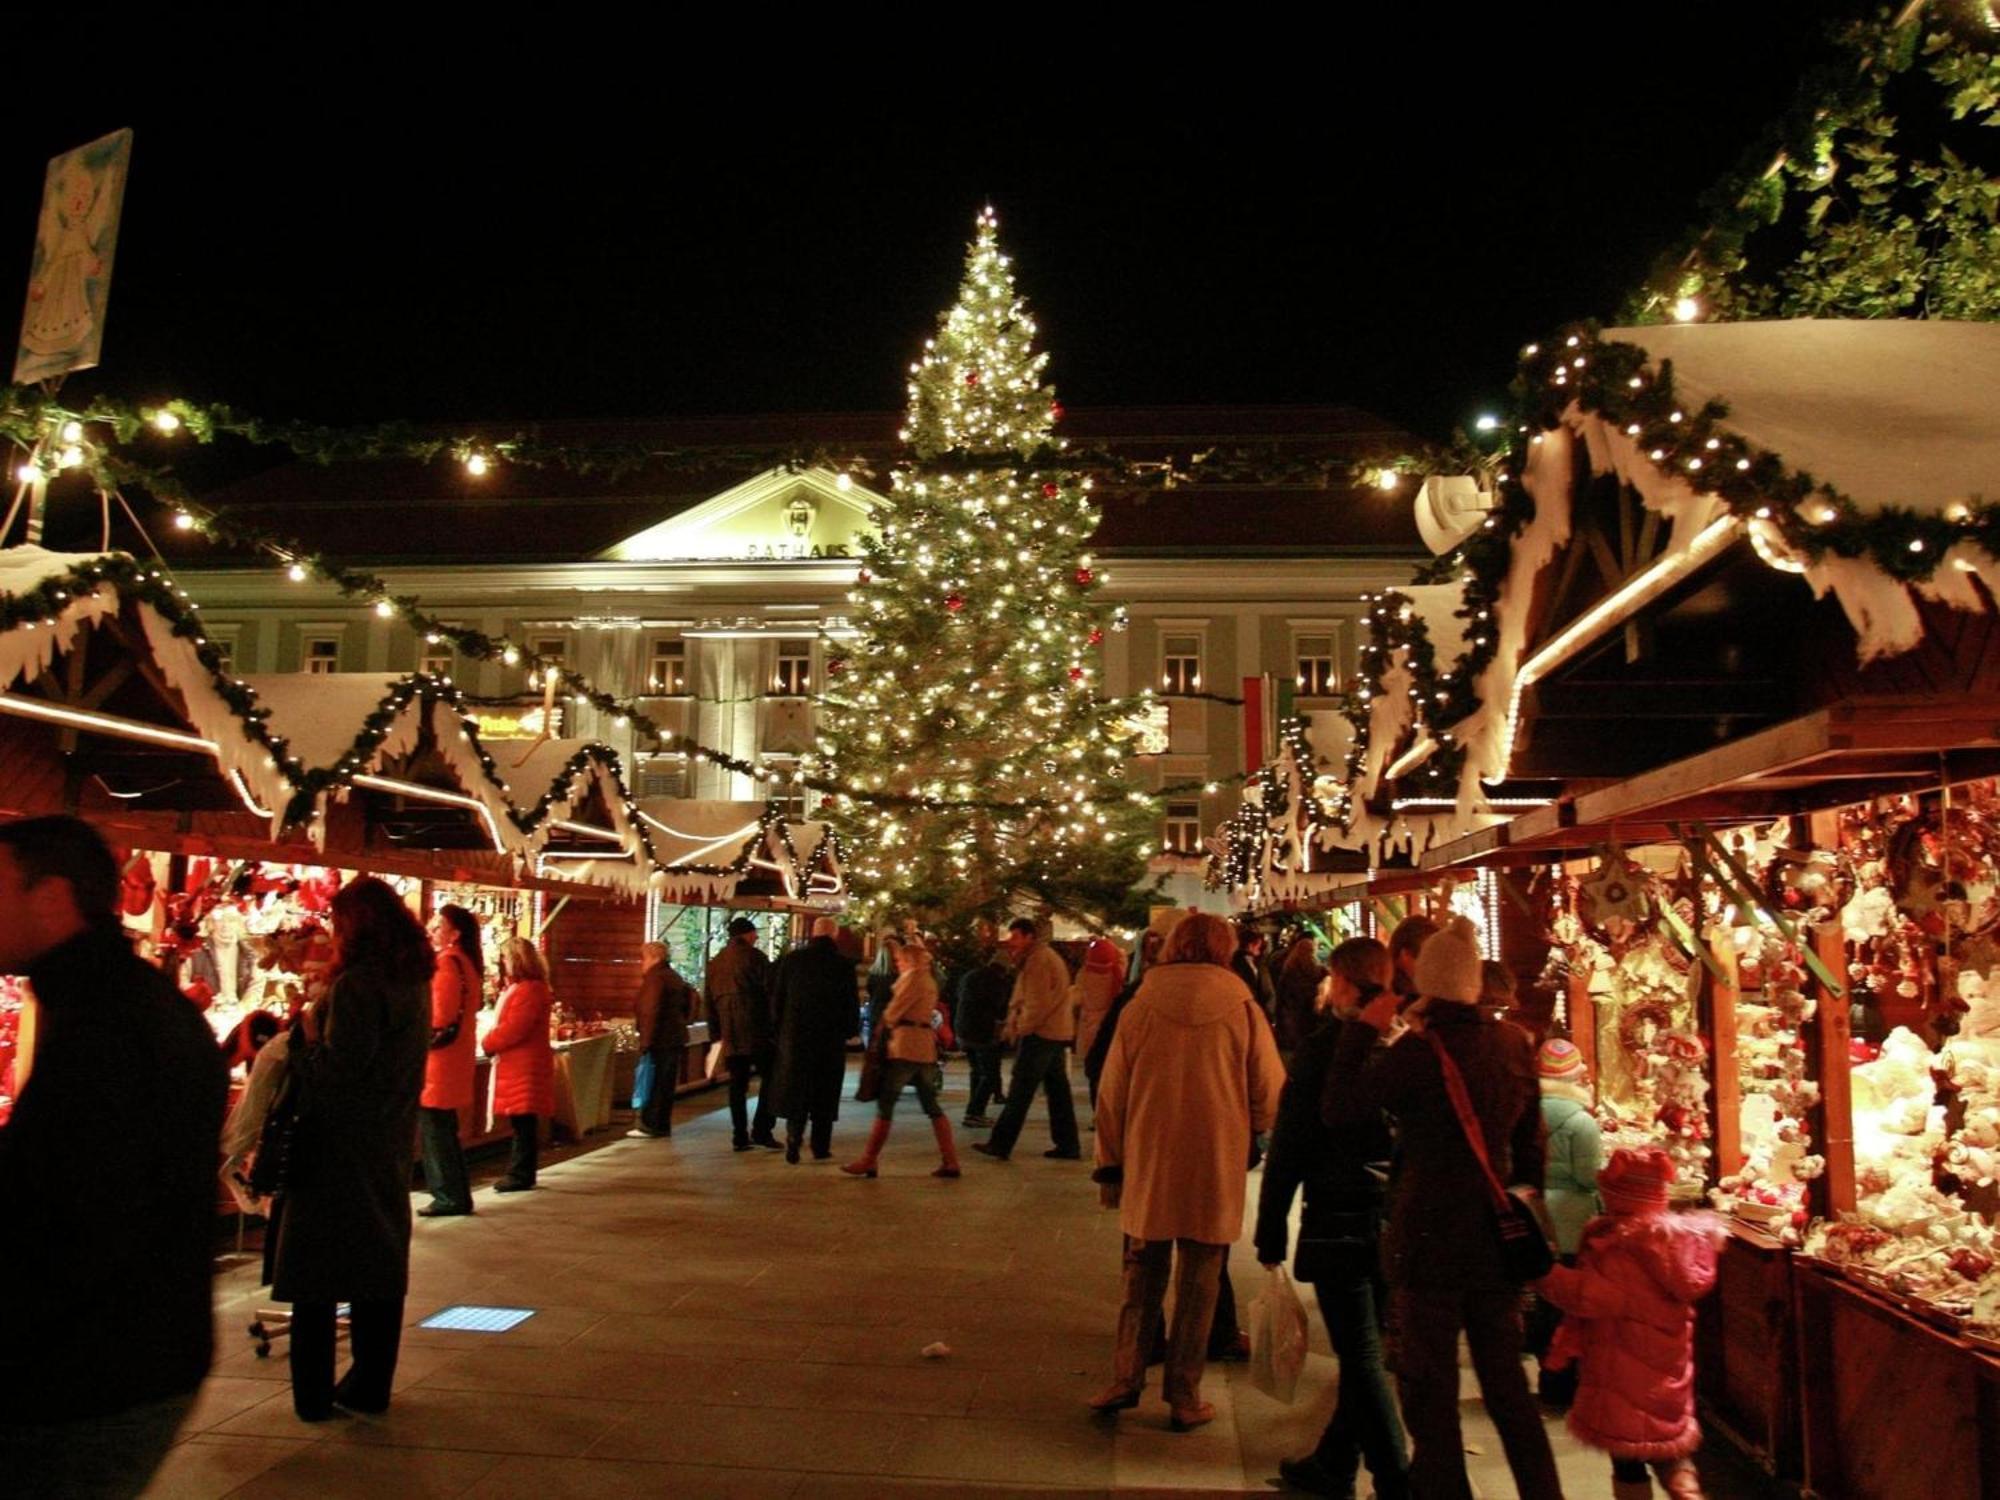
[842,1119,891,1178]
[931,1115,961,1178]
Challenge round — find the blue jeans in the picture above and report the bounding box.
[985,1035,1079,1157]
[1310,1273,1409,1496]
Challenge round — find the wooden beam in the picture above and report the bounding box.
[1704,929,1744,1182]
[1804,809,1856,1219]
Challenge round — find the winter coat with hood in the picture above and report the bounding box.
[1071,940,1125,1065]
[1094,960,1285,1245]
[421,947,481,1113]
[1540,1081,1603,1255]
[1322,999,1544,1290]
[482,978,555,1117]
[274,958,429,1304]
[1541,1210,1724,1460]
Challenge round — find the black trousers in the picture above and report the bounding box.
[963,1044,1004,1116]
[417,1106,472,1212]
[639,1046,682,1134]
[727,1049,777,1143]
[290,1297,403,1418]
[504,1113,539,1186]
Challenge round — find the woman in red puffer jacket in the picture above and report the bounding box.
[1538,1148,1724,1499]
[481,937,555,1193]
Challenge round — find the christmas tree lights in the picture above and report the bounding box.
[809,209,1157,929]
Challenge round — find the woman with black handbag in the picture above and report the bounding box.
[417,904,482,1216]
[1320,915,1563,1500]
[270,877,432,1422]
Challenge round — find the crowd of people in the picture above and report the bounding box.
[0,811,1724,1499]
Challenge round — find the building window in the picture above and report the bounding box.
[528,636,566,691]
[1163,801,1202,855]
[1296,634,1337,697]
[763,758,808,821]
[420,634,455,678]
[1161,634,1202,694]
[646,638,687,695]
[635,755,687,800]
[302,636,340,675]
[773,640,812,697]
[206,631,238,676]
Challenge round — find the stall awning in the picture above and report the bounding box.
[1420,695,2000,870]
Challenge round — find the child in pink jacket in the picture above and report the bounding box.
[1538,1148,1724,1500]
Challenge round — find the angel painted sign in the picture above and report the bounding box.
[15,129,132,384]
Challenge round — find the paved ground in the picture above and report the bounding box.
[144,1066,1788,1498]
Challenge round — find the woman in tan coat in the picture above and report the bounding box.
[842,942,960,1179]
[1090,912,1285,1431]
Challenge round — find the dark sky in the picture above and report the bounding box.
[5,11,1853,446]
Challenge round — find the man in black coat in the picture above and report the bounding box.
[953,921,1011,1127]
[0,816,229,1493]
[769,917,860,1163]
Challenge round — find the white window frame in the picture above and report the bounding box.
[203,625,241,677]
[761,755,810,821]
[300,629,344,675]
[772,639,813,697]
[1294,629,1338,698]
[527,634,568,691]
[1160,631,1204,695]
[419,626,457,679]
[645,637,688,696]
[1163,800,1203,855]
[634,753,688,800]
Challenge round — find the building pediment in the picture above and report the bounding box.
[601,467,883,563]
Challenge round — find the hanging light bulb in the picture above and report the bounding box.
[464,453,490,477]
[152,409,182,434]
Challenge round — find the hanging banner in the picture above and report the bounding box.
[15,129,133,384]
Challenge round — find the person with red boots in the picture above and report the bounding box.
[842,940,959,1179]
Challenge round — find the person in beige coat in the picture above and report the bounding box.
[842,943,960,1179]
[1071,936,1125,1102]
[1089,912,1285,1432]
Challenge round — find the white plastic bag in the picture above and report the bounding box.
[1246,1264,1310,1403]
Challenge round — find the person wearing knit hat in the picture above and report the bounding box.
[1538,1148,1722,1499]
[1319,914,1560,1499]
[1529,1036,1602,1410]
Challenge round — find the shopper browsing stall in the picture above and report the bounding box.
[271,876,431,1422]
[418,904,482,1217]
[483,937,556,1192]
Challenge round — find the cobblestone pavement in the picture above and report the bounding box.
[147,1065,1788,1498]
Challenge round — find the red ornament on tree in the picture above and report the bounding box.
[857,568,871,584]
[945,593,965,613]
[1049,401,1064,421]
[1041,482,1059,499]
[1074,567,1094,586]
[965,370,981,387]
[1068,666,1085,682]
[1088,627,1104,646]
[826,656,847,676]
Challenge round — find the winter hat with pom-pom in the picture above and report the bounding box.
[1412,914,1483,1003]
[1598,1147,1674,1215]
[1537,1037,1587,1083]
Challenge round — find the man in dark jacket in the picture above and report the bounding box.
[953,920,1010,1128]
[706,915,778,1150]
[769,917,860,1163]
[0,816,228,1492]
[1320,915,1559,1500]
[1257,938,1409,1500]
[629,941,695,1137]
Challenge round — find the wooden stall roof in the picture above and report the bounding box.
[1421,695,2000,871]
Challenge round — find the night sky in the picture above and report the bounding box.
[5,12,1854,449]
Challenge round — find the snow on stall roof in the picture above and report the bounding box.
[1604,320,2000,512]
[240,674,411,770]
[636,800,768,865]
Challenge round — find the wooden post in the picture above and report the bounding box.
[1569,968,1597,1083]
[1704,932,1744,1183]
[1805,810,1856,1218]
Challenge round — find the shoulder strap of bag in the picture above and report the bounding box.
[1424,1029,1511,1214]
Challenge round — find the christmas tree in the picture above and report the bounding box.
[812,208,1158,931]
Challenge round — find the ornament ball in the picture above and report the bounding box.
[1041,482,1059,499]
[1088,628,1103,645]
[1074,567,1094,586]
[945,593,965,613]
